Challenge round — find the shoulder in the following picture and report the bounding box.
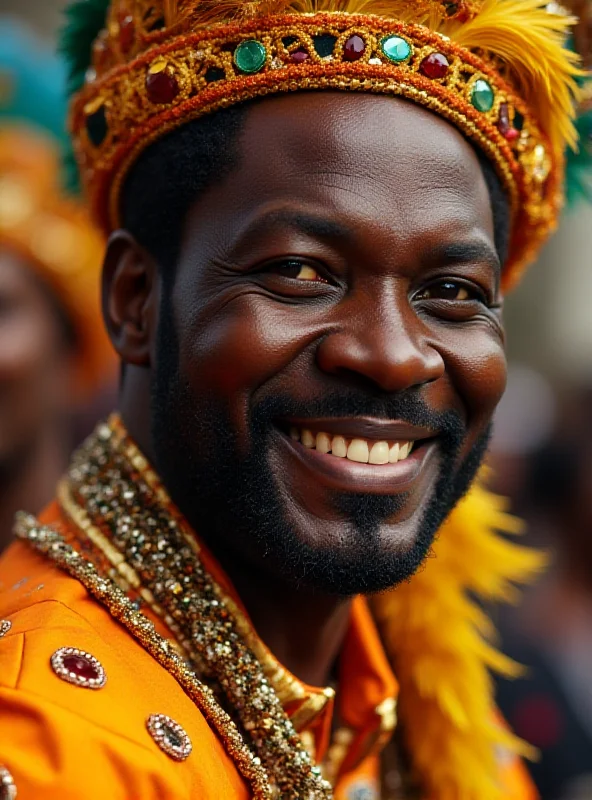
[0,531,247,799]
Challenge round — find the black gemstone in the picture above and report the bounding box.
[513,110,524,131]
[282,36,298,47]
[313,34,337,58]
[444,1,459,15]
[205,67,225,83]
[164,725,183,748]
[86,105,108,147]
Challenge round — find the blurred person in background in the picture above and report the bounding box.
[493,7,592,795]
[495,385,592,800]
[0,21,115,554]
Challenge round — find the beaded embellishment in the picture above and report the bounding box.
[0,621,11,639]
[68,3,577,289]
[146,714,193,760]
[50,647,107,689]
[15,415,334,799]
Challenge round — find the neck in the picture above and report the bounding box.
[213,549,353,688]
[0,425,68,552]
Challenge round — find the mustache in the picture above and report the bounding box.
[251,388,466,443]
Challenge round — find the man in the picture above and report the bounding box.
[0,23,115,553]
[0,0,581,797]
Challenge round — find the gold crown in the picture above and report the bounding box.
[69,0,583,289]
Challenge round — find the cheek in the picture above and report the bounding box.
[0,309,62,384]
[177,293,318,417]
[440,328,507,431]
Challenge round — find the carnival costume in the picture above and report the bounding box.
[0,0,586,798]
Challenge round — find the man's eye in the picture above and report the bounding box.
[270,260,327,283]
[415,281,481,302]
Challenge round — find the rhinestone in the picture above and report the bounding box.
[0,767,16,800]
[51,647,107,689]
[380,35,412,63]
[147,714,192,760]
[419,52,449,79]
[289,48,309,64]
[146,61,179,104]
[233,40,266,73]
[343,34,365,62]
[368,57,382,65]
[470,78,494,112]
[0,621,11,638]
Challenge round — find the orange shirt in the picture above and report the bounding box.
[0,500,535,799]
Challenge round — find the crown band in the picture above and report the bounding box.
[72,10,564,288]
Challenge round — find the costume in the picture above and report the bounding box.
[0,0,585,798]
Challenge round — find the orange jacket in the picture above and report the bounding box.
[0,502,536,799]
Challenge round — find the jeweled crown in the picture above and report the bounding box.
[64,0,583,288]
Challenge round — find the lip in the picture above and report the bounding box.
[280,416,436,442]
[276,427,439,494]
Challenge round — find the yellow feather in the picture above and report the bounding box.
[371,476,545,799]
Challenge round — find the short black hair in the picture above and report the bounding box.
[122,97,511,273]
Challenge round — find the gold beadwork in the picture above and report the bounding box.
[16,415,333,799]
[70,10,561,288]
[14,511,273,799]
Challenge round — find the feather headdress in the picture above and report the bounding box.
[61,0,583,287]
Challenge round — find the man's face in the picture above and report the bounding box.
[149,93,506,595]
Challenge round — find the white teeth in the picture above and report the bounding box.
[347,439,369,463]
[288,426,416,465]
[301,429,315,448]
[388,443,400,463]
[369,441,389,465]
[316,432,331,454]
[332,436,347,458]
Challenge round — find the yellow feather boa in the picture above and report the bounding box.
[371,478,545,800]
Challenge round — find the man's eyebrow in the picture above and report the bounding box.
[428,241,501,273]
[234,209,353,245]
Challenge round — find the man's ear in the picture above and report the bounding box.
[102,230,160,367]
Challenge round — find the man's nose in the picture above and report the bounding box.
[316,292,445,393]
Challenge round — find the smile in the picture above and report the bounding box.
[276,417,439,493]
[289,426,415,465]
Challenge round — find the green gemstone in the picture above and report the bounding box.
[471,79,494,112]
[380,35,412,63]
[234,40,267,73]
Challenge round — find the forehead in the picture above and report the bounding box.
[184,91,495,253]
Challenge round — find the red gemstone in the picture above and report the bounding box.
[93,36,111,72]
[497,102,519,142]
[420,52,449,79]
[119,14,135,54]
[62,655,99,681]
[146,70,179,104]
[290,48,310,64]
[343,35,365,62]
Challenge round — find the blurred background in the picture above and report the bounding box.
[1,2,591,799]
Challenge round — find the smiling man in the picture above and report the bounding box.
[0,0,582,798]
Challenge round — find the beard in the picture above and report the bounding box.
[151,295,491,596]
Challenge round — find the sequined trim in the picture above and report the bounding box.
[50,416,331,798]
[146,714,193,761]
[0,621,11,639]
[0,766,17,800]
[14,513,273,799]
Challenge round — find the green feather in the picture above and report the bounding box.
[59,0,110,98]
[566,108,592,206]
[59,0,110,191]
